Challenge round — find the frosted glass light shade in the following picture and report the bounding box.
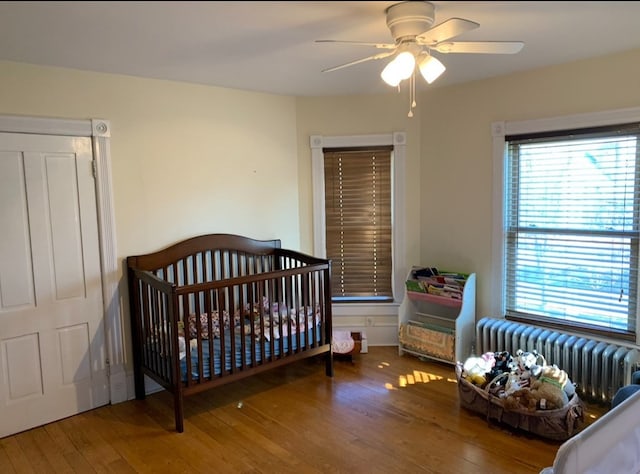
[380,64,402,86]
[381,51,416,86]
[418,55,446,84]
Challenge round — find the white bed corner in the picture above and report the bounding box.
[540,387,640,474]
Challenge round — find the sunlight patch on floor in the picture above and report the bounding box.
[376,359,453,390]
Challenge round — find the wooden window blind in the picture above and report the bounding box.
[323,147,393,301]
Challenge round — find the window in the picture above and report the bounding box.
[496,116,640,339]
[323,147,393,301]
[310,133,407,310]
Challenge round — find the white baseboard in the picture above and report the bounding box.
[333,316,398,347]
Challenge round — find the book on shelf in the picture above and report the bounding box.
[408,266,469,300]
[405,279,426,293]
[425,283,462,299]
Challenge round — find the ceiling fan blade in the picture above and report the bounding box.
[416,18,479,45]
[433,41,524,54]
[321,51,395,73]
[315,39,396,50]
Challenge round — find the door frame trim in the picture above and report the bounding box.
[0,114,126,403]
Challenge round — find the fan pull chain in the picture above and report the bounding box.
[408,71,415,117]
[408,70,417,118]
[412,71,417,109]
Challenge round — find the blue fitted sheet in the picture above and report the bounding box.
[180,326,322,382]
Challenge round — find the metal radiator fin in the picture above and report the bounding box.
[475,317,639,404]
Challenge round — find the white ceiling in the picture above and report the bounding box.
[1,1,640,97]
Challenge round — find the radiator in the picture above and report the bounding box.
[476,317,639,404]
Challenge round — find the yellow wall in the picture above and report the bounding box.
[295,93,423,263]
[0,60,301,258]
[3,48,640,352]
[419,48,640,318]
[0,60,302,375]
[295,48,640,319]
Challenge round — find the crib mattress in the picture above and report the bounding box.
[180,326,322,381]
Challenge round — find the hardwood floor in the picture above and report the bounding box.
[0,346,607,474]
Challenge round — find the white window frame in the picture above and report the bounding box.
[310,132,407,317]
[491,106,640,345]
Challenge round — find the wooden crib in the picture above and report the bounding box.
[127,233,333,432]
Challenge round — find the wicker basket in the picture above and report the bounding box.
[455,362,585,441]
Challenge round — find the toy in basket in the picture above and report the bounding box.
[455,349,585,441]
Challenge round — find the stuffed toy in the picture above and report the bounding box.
[515,349,543,376]
[503,387,539,412]
[462,354,495,387]
[543,363,576,399]
[486,351,515,382]
[503,377,567,412]
[503,368,533,396]
[525,364,571,410]
[545,364,574,396]
[500,357,575,411]
[528,378,568,410]
[498,349,540,395]
[541,364,569,388]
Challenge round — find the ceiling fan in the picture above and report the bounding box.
[316,1,524,115]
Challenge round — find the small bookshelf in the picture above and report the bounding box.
[399,266,476,364]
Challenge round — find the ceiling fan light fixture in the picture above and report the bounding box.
[380,66,402,87]
[418,54,446,84]
[317,1,524,117]
[380,50,416,86]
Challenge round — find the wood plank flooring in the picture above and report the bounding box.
[0,346,607,474]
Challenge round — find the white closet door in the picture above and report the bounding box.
[0,132,108,438]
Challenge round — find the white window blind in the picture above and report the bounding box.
[505,123,640,336]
